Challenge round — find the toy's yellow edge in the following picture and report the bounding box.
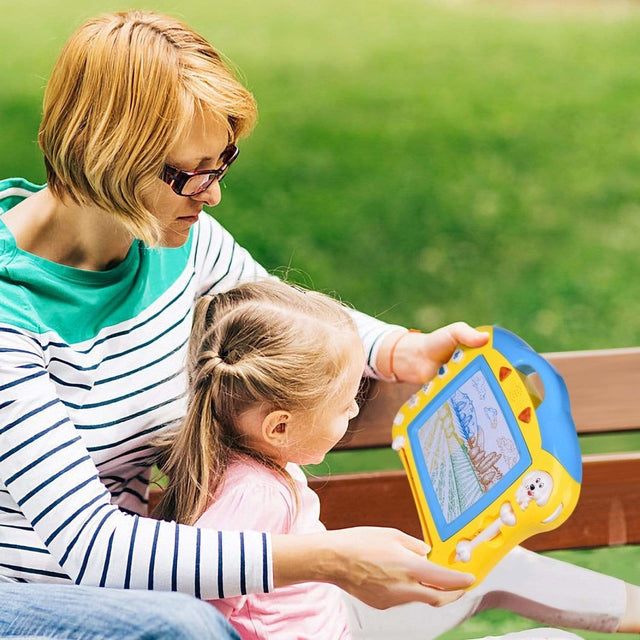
[391,326,581,588]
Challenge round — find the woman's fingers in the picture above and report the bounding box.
[387,324,488,383]
[326,527,475,609]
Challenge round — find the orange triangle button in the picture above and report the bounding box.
[499,366,512,381]
[518,407,532,423]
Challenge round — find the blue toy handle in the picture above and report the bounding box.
[493,327,582,483]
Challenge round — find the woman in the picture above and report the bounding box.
[0,10,480,638]
[0,9,636,640]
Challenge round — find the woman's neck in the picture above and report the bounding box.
[2,187,135,271]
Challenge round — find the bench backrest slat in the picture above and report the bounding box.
[309,451,640,551]
[339,347,640,451]
[148,347,640,552]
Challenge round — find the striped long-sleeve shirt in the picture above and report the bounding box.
[0,177,399,598]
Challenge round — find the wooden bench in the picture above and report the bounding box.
[149,346,640,552]
[308,346,640,553]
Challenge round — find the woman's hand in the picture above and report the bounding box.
[271,527,474,609]
[377,322,489,384]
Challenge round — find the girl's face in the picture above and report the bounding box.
[144,111,230,248]
[286,338,365,466]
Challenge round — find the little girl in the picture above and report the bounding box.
[154,278,640,640]
[155,279,365,639]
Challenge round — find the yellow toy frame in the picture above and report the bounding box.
[391,326,582,587]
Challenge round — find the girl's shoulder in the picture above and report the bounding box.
[197,456,297,533]
[225,455,284,485]
[223,455,306,496]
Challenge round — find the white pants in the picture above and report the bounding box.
[346,546,626,640]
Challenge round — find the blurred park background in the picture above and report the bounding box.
[1,1,639,637]
[4,1,640,354]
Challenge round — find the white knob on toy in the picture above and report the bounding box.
[499,501,517,526]
[391,435,406,451]
[455,502,517,563]
[455,540,473,563]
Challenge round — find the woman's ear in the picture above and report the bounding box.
[262,410,291,448]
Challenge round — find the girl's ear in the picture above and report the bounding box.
[262,410,291,448]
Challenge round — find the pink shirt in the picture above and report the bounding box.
[196,456,350,640]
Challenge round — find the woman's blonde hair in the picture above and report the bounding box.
[39,10,257,245]
[154,280,360,525]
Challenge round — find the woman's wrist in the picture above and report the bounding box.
[272,527,472,609]
[376,329,421,382]
[271,531,342,588]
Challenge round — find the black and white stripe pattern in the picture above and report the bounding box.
[0,192,397,596]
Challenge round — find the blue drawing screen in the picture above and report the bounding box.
[408,357,531,540]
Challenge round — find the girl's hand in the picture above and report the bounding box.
[271,527,474,609]
[377,322,489,384]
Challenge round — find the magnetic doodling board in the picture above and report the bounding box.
[391,326,582,587]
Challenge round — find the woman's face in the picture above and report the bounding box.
[145,111,230,248]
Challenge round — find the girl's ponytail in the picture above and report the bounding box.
[154,297,232,524]
[154,281,360,524]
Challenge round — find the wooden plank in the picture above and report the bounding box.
[547,348,640,434]
[308,452,640,551]
[148,453,640,550]
[338,347,640,451]
[148,453,640,549]
[527,452,640,550]
[308,470,420,536]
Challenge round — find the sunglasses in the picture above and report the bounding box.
[161,144,239,197]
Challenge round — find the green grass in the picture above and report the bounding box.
[305,430,640,477]
[3,0,640,352]
[3,1,640,636]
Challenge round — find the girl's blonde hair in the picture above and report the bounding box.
[154,280,360,525]
[39,10,257,245]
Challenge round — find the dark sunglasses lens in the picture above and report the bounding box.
[173,146,238,195]
[182,174,216,196]
[218,146,238,183]
[224,145,239,167]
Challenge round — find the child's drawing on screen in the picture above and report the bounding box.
[484,406,499,428]
[471,373,487,400]
[496,435,519,469]
[467,429,503,491]
[419,370,521,523]
[451,389,477,441]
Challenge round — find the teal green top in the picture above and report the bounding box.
[0,178,194,344]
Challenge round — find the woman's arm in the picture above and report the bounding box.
[194,216,488,384]
[0,328,268,598]
[271,527,473,609]
[375,323,490,383]
[192,216,411,380]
